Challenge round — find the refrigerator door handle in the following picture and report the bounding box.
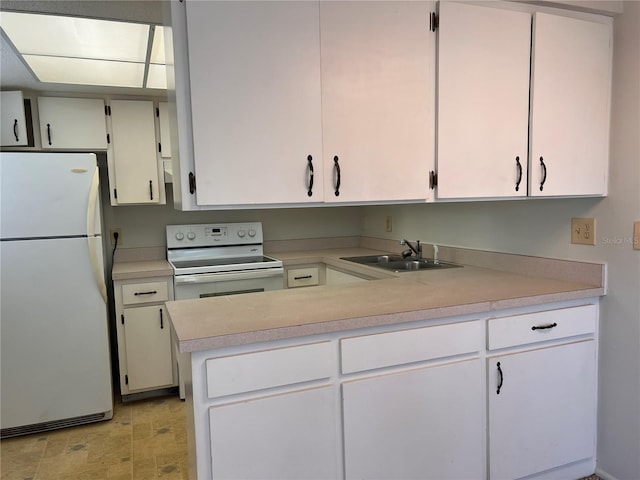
[87,169,107,303]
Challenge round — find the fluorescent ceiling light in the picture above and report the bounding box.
[146,64,167,90]
[150,26,165,64]
[0,11,166,89]
[24,55,146,88]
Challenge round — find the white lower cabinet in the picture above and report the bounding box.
[488,341,596,479]
[122,305,174,392]
[487,304,598,479]
[186,300,598,480]
[114,277,176,397]
[343,359,483,479]
[208,386,338,479]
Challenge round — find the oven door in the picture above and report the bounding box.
[173,268,284,300]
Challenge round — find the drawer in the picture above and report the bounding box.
[488,304,597,350]
[206,341,333,398]
[287,267,319,288]
[122,281,169,305]
[341,320,483,374]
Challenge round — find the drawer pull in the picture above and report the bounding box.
[531,322,558,331]
[134,290,158,296]
[13,119,19,142]
[160,308,164,329]
[496,362,503,395]
[294,275,313,280]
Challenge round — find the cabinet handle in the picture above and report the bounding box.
[160,308,164,329]
[134,290,157,296]
[47,123,52,145]
[539,157,547,191]
[531,322,558,331]
[333,156,341,197]
[306,155,314,197]
[515,156,522,192]
[496,362,503,395]
[429,170,438,190]
[13,119,19,142]
[188,172,196,194]
[149,180,154,200]
[294,275,313,280]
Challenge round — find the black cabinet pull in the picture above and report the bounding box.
[188,172,196,194]
[333,156,341,197]
[532,322,558,331]
[515,156,522,192]
[429,170,438,190]
[160,308,164,329]
[496,362,503,395]
[134,290,157,296]
[13,119,19,142]
[539,157,547,191]
[294,275,313,280]
[47,123,52,145]
[306,155,314,197]
[149,180,154,200]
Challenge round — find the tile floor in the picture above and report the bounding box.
[0,395,188,480]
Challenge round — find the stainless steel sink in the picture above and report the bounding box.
[341,255,461,272]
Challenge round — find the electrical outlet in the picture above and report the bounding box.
[110,228,122,246]
[385,216,393,232]
[571,218,596,245]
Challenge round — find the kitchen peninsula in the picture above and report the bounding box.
[166,245,604,480]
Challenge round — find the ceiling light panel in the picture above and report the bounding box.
[150,26,165,64]
[23,55,145,88]
[0,12,149,62]
[146,64,167,90]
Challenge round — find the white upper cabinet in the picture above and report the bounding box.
[437,2,531,199]
[1,91,29,147]
[37,97,108,150]
[107,100,165,205]
[436,3,611,200]
[184,1,323,207]
[320,1,435,203]
[529,13,611,197]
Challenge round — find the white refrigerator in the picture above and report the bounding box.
[0,152,113,437]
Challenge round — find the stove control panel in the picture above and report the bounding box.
[166,222,264,248]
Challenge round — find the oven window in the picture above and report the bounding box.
[200,288,264,298]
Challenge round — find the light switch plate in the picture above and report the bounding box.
[634,221,640,250]
[571,218,596,245]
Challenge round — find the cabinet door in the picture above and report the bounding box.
[122,305,173,391]
[529,13,611,196]
[184,1,323,206]
[1,91,28,146]
[343,359,483,479]
[37,97,107,149]
[437,3,530,199]
[321,1,435,203]
[108,100,163,205]
[488,340,596,479]
[209,386,339,479]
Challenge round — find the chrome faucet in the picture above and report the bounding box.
[400,239,422,259]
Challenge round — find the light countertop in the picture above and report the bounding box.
[164,247,604,353]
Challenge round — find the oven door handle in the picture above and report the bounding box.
[175,268,284,284]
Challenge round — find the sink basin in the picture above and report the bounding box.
[341,255,461,272]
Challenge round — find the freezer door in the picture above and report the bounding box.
[0,237,112,429]
[0,152,99,238]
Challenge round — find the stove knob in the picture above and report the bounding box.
[187,231,196,240]
[175,232,185,241]
[248,229,256,237]
[238,230,246,238]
